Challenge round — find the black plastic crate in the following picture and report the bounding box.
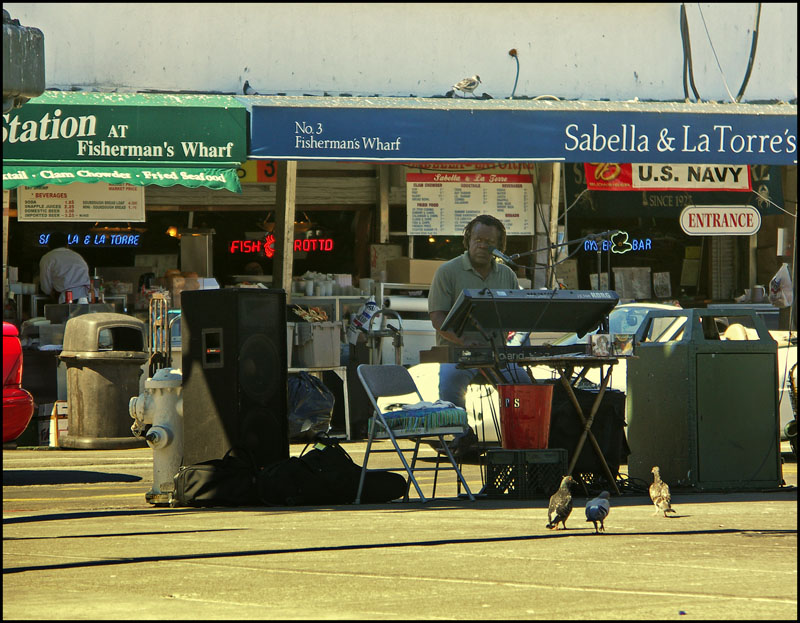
[484,448,568,499]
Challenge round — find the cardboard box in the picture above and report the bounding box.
[385,258,445,285]
[369,244,403,279]
[36,402,68,446]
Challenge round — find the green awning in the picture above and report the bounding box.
[3,164,241,192]
[3,91,247,193]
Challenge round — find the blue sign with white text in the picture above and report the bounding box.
[249,104,797,165]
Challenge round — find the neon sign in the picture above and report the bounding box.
[229,235,334,257]
[37,232,142,247]
[583,231,651,254]
[293,238,333,252]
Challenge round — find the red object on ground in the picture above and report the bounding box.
[3,322,35,443]
[498,383,554,449]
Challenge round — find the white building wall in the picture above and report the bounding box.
[4,2,797,103]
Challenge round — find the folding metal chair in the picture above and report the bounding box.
[355,364,475,503]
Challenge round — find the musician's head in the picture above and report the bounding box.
[463,214,507,253]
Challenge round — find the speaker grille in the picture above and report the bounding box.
[181,288,288,468]
[238,333,280,404]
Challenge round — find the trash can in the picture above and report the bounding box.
[59,313,149,449]
[627,307,780,490]
[498,383,555,449]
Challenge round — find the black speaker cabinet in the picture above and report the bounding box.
[181,288,288,468]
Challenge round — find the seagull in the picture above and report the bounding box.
[243,80,259,95]
[546,475,575,530]
[452,75,481,97]
[585,490,611,534]
[649,466,677,517]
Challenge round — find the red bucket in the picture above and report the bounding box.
[498,383,555,449]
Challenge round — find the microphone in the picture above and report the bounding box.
[489,246,515,264]
[586,230,619,241]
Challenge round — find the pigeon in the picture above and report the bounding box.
[649,466,677,517]
[585,490,611,534]
[243,80,259,95]
[452,75,481,97]
[546,475,574,530]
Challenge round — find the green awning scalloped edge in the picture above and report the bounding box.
[2,165,242,193]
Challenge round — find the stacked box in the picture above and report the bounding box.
[484,448,568,499]
[385,258,445,284]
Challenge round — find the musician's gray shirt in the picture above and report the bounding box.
[428,251,519,346]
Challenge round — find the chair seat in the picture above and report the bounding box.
[372,423,467,439]
[378,406,469,435]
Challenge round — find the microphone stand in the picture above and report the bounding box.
[497,231,619,289]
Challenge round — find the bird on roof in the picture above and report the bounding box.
[585,490,611,534]
[546,475,575,530]
[452,75,481,97]
[243,80,259,95]
[649,466,677,517]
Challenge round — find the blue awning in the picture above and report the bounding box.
[240,96,797,166]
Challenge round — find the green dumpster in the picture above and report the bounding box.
[627,307,781,490]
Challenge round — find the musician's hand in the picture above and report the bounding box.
[437,328,465,346]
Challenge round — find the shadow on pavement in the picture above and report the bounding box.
[3,508,193,525]
[3,470,142,486]
[4,528,245,541]
[4,528,795,575]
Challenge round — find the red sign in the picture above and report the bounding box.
[228,235,334,257]
[584,163,751,192]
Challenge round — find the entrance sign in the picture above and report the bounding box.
[679,205,761,236]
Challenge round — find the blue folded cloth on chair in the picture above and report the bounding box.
[380,400,468,434]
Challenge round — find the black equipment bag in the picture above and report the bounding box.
[258,435,407,506]
[171,449,261,508]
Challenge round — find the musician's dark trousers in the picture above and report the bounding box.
[438,363,532,409]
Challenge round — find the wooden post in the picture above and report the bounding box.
[273,160,297,299]
[378,164,390,244]
[548,162,562,289]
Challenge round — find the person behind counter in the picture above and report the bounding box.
[38,232,92,303]
[428,214,531,436]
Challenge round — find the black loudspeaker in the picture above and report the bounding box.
[181,288,288,468]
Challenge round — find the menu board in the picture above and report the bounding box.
[406,171,534,235]
[17,183,145,222]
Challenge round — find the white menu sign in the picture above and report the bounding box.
[406,171,535,235]
[17,183,145,222]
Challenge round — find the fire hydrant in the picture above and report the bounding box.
[129,367,183,505]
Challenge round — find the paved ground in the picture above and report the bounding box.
[3,441,797,620]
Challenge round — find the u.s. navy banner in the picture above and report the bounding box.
[584,163,752,191]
